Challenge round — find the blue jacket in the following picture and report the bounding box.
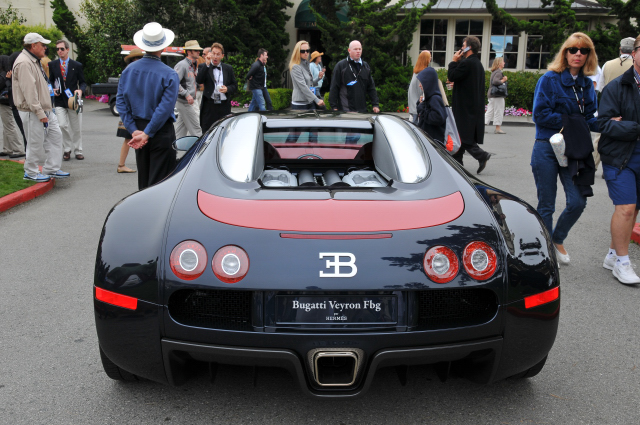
[533,69,598,140]
[116,55,179,138]
[597,66,640,169]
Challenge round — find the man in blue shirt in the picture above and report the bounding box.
[116,22,179,190]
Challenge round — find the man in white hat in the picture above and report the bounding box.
[116,22,180,190]
[173,40,203,139]
[12,33,69,181]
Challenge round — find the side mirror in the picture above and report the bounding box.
[173,136,199,152]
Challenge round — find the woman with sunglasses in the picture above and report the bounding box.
[531,32,599,265]
[288,40,325,110]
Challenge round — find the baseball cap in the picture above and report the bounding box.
[620,37,635,50]
[24,33,51,44]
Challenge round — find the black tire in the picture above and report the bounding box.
[109,98,119,117]
[99,347,139,382]
[510,355,548,379]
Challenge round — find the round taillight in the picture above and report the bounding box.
[463,241,497,280]
[170,240,207,280]
[423,246,459,283]
[212,245,249,283]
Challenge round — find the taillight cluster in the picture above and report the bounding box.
[423,241,497,283]
[169,241,249,283]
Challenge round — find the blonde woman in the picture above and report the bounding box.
[408,51,432,123]
[531,32,599,265]
[289,40,324,110]
[486,56,507,134]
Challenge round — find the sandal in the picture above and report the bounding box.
[117,164,136,173]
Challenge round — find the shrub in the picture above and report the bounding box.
[0,22,63,57]
[436,68,542,111]
[268,88,293,110]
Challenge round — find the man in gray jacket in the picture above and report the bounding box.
[174,40,203,138]
[13,33,69,181]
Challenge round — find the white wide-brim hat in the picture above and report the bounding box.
[133,22,175,52]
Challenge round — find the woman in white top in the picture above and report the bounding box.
[408,51,433,123]
[289,40,325,110]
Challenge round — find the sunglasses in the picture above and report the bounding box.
[57,47,67,51]
[567,47,590,55]
[300,49,310,54]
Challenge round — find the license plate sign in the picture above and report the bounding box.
[275,296,397,325]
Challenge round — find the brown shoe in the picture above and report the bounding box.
[63,151,71,161]
[117,165,136,173]
[75,154,84,160]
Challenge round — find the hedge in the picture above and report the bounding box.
[233,88,292,110]
[435,68,542,112]
[0,22,63,58]
[236,69,543,112]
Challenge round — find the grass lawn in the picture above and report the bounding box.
[0,160,35,198]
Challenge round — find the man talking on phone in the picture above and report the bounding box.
[448,36,491,173]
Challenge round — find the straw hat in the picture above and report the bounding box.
[310,51,324,62]
[68,92,79,111]
[183,40,203,51]
[124,48,144,64]
[133,22,174,52]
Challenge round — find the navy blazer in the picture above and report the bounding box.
[196,62,237,102]
[48,58,87,109]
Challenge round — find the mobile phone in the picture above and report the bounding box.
[462,46,470,53]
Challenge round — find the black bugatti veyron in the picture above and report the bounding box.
[94,111,560,398]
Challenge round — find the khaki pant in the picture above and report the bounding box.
[485,97,505,126]
[174,101,202,139]
[20,110,62,176]
[0,104,24,155]
[56,106,83,155]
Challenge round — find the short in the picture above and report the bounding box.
[117,120,132,139]
[603,143,640,207]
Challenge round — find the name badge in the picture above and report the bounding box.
[65,88,73,98]
[48,84,54,96]
[347,80,358,86]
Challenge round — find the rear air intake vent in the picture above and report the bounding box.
[416,288,498,329]
[168,289,252,331]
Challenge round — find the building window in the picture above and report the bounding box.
[420,19,448,67]
[489,21,519,69]
[455,19,483,52]
[526,22,551,70]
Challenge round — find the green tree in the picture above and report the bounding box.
[483,0,640,65]
[0,2,26,25]
[310,0,435,111]
[78,0,143,83]
[483,0,586,57]
[0,22,63,57]
[137,0,292,86]
[50,0,89,69]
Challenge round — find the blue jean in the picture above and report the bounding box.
[248,88,273,112]
[531,140,587,244]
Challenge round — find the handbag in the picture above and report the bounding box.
[490,83,508,96]
[443,107,461,155]
[549,128,568,167]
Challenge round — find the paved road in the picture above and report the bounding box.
[1,103,639,424]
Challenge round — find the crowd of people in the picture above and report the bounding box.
[3,23,640,286]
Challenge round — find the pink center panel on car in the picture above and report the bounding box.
[197,190,465,232]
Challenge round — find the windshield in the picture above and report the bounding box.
[264,129,373,160]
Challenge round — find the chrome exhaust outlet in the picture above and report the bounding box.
[308,348,364,387]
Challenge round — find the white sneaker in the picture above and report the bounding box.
[613,262,640,285]
[555,246,570,265]
[603,255,616,271]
